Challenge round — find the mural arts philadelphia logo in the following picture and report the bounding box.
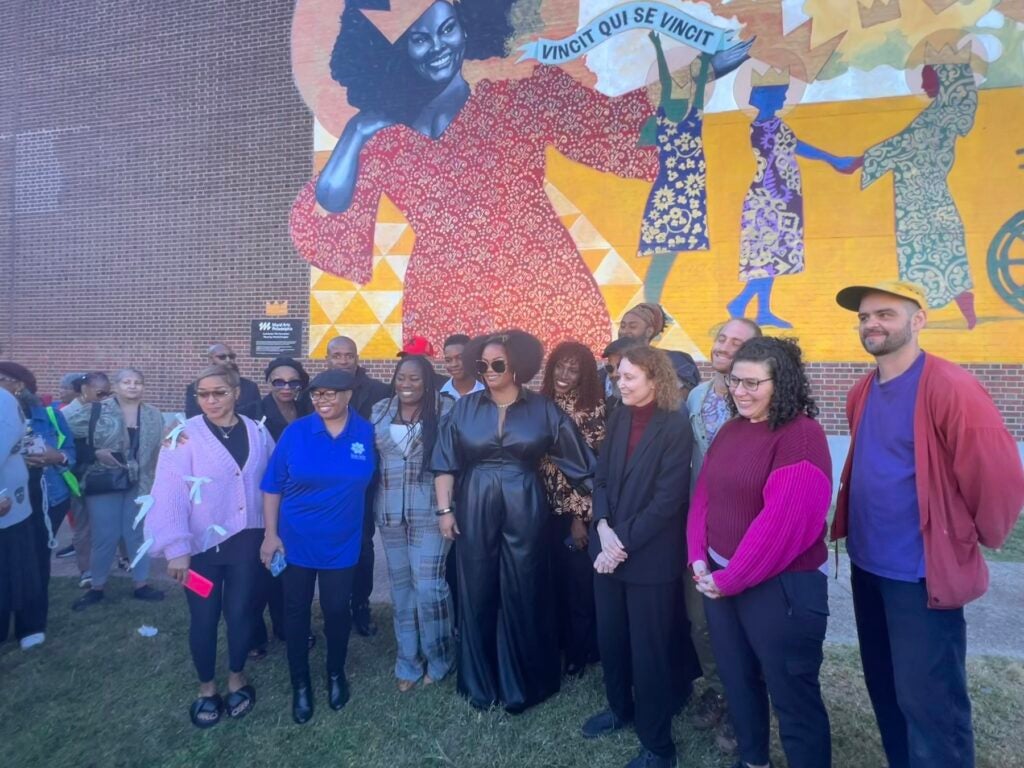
[518,2,733,64]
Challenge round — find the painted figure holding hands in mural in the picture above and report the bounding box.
[638,32,753,305]
[727,69,861,329]
[860,56,979,329]
[291,0,665,355]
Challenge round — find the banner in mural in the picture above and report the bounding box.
[290,0,1024,363]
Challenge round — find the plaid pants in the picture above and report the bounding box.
[379,523,454,682]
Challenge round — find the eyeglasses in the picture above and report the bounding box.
[310,390,342,402]
[726,375,773,392]
[271,379,304,390]
[195,389,232,401]
[213,353,237,361]
[476,359,508,375]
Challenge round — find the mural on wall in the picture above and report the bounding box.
[290,0,1024,362]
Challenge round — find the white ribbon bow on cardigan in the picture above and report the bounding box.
[132,495,154,530]
[166,413,188,450]
[202,524,228,553]
[184,476,212,504]
[130,537,154,570]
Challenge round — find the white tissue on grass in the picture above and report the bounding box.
[137,625,158,637]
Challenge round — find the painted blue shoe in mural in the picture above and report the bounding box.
[754,312,793,329]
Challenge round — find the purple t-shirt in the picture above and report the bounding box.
[847,352,926,582]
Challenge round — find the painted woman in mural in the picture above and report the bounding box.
[637,32,752,305]
[861,59,979,329]
[727,71,860,329]
[290,0,662,353]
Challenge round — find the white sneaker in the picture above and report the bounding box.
[79,573,92,589]
[20,633,45,650]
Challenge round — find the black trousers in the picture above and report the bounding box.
[594,575,677,759]
[350,493,375,613]
[548,514,598,668]
[851,564,973,768]
[704,570,831,768]
[187,540,262,683]
[22,471,71,636]
[283,563,355,687]
[445,541,459,629]
[250,565,286,648]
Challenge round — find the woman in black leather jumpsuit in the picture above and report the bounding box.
[431,330,595,713]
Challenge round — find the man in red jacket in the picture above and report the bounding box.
[832,280,1024,768]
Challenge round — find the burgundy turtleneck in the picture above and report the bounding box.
[626,400,657,460]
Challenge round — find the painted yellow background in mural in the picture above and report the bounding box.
[309,83,1024,363]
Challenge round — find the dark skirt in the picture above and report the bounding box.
[0,514,46,612]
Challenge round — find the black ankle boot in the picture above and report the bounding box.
[327,673,350,711]
[292,682,313,724]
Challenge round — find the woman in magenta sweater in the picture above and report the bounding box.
[146,365,275,729]
[687,336,832,768]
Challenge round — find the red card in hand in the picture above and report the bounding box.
[184,569,214,598]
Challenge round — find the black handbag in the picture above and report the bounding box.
[82,402,132,496]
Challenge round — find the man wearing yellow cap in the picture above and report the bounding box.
[832,280,1024,768]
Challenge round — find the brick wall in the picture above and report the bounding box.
[0,0,312,409]
[2,3,1021,440]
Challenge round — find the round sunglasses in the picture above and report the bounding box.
[475,359,508,375]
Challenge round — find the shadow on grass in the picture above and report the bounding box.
[2,578,1022,768]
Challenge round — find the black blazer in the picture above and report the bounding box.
[589,404,693,584]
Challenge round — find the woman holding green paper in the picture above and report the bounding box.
[637,32,752,304]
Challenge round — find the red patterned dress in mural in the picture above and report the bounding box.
[290,66,657,354]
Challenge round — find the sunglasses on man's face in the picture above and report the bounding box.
[476,359,508,375]
[213,353,237,361]
[271,379,303,390]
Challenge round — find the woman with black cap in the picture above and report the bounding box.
[260,368,377,724]
[248,358,312,659]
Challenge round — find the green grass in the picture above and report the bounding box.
[3,578,1023,768]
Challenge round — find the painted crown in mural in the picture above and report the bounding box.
[923,42,973,66]
[922,0,959,14]
[857,0,902,29]
[361,0,439,44]
[751,66,790,88]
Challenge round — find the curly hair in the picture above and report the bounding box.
[540,341,603,412]
[330,0,516,123]
[621,346,681,412]
[376,354,442,479]
[263,357,311,389]
[463,329,544,385]
[728,336,818,429]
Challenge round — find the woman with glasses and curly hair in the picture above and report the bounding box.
[430,329,595,713]
[687,336,832,768]
[539,341,606,679]
[581,345,694,768]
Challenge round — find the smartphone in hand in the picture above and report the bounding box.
[184,569,214,598]
[270,551,287,578]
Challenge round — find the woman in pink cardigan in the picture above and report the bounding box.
[145,365,275,729]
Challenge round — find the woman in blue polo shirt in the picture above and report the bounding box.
[260,369,376,725]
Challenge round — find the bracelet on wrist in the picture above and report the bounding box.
[435,507,453,517]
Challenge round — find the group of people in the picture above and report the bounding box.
[2,287,1022,768]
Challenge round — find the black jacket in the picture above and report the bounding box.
[184,376,262,420]
[349,367,392,420]
[589,404,693,584]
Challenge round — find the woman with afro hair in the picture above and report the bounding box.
[430,330,595,713]
[687,336,833,768]
[539,341,606,678]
